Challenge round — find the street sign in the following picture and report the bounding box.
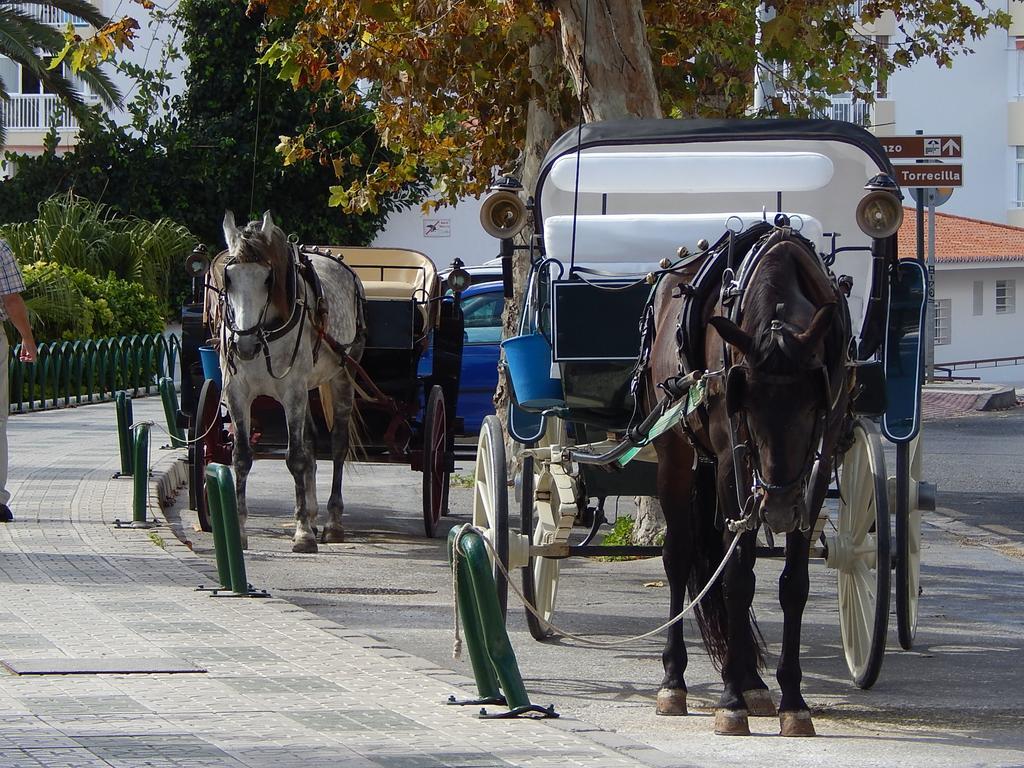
[881,135,962,159]
[892,163,963,188]
[909,187,954,207]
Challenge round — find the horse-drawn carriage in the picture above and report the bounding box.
[470,118,934,735]
[180,214,471,547]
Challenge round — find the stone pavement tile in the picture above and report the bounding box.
[0,399,662,768]
[0,748,110,768]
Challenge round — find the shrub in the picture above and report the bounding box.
[19,262,163,342]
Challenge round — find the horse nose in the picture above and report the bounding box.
[232,333,260,361]
[757,492,805,535]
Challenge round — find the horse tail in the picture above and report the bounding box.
[687,462,766,671]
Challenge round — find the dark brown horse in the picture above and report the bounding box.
[646,226,851,737]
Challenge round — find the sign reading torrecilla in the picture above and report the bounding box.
[892,163,963,188]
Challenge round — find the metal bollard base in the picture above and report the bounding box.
[112,519,157,529]
[209,585,272,599]
[478,704,559,719]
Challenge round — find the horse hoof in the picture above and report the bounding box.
[714,709,750,736]
[292,537,318,554]
[239,536,249,551]
[779,710,816,737]
[321,526,345,544]
[655,688,687,716]
[743,688,777,717]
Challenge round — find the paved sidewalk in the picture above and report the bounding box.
[0,400,666,768]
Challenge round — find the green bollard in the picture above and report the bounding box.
[203,464,233,590]
[205,463,249,595]
[115,391,134,477]
[159,377,186,448]
[449,526,554,717]
[131,423,151,524]
[447,528,503,703]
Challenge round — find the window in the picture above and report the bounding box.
[460,291,504,345]
[1017,148,1024,207]
[996,280,1016,314]
[0,57,18,95]
[973,280,984,316]
[934,298,951,346]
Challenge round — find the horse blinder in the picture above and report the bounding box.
[725,366,746,416]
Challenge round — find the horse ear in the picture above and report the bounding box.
[794,303,836,350]
[261,210,275,238]
[709,316,753,356]
[223,210,239,248]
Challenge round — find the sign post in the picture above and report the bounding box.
[885,132,965,382]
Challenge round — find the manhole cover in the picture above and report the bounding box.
[286,586,435,596]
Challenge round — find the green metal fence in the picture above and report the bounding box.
[7,333,180,413]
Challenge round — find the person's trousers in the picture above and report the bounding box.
[0,331,10,506]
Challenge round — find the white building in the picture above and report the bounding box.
[0,1,182,157]
[898,209,1024,384]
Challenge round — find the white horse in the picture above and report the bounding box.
[215,211,365,553]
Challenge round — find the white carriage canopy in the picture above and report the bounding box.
[534,119,897,339]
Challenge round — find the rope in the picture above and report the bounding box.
[450,522,741,651]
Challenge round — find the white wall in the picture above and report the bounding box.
[371,195,500,268]
[887,11,1011,222]
[934,262,1024,384]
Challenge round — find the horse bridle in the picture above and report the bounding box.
[723,361,830,534]
[216,246,309,379]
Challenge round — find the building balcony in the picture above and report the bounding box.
[0,2,89,27]
[1,93,95,132]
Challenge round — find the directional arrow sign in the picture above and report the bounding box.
[892,163,963,188]
[880,135,963,159]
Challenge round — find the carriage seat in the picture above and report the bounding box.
[316,246,439,330]
[543,213,824,273]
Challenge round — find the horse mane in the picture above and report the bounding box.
[211,217,292,322]
[739,238,837,374]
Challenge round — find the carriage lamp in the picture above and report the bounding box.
[856,173,904,239]
[480,175,528,239]
[447,258,471,296]
[184,244,211,278]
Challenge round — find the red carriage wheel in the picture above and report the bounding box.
[421,384,450,538]
[191,378,231,533]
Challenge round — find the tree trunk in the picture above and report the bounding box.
[557,0,666,544]
[495,23,568,433]
[554,0,661,121]
[632,496,667,546]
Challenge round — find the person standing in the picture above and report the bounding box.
[0,239,37,522]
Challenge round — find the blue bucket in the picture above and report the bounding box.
[501,333,563,410]
[198,345,222,386]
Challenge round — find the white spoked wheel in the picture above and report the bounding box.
[471,415,509,618]
[521,455,561,641]
[834,417,891,690]
[895,432,923,650]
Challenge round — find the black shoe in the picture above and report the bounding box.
[0,504,12,523]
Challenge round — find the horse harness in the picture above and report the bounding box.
[214,243,365,379]
[628,220,848,534]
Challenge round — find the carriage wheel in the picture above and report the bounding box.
[191,378,228,533]
[895,433,923,650]
[421,385,450,538]
[835,417,891,690]
[471,415,509,618]
[520,454,561,641]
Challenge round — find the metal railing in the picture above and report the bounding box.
[7,333,180,413]
[0,94,95,131]
[1,3,89,27]
[827,96,872,126]
[934,354,1024,380]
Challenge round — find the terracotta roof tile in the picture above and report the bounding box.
[897,209,1024,263]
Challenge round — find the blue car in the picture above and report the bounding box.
[419,281,504,435]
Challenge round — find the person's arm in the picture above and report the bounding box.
[2,292,36,362]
